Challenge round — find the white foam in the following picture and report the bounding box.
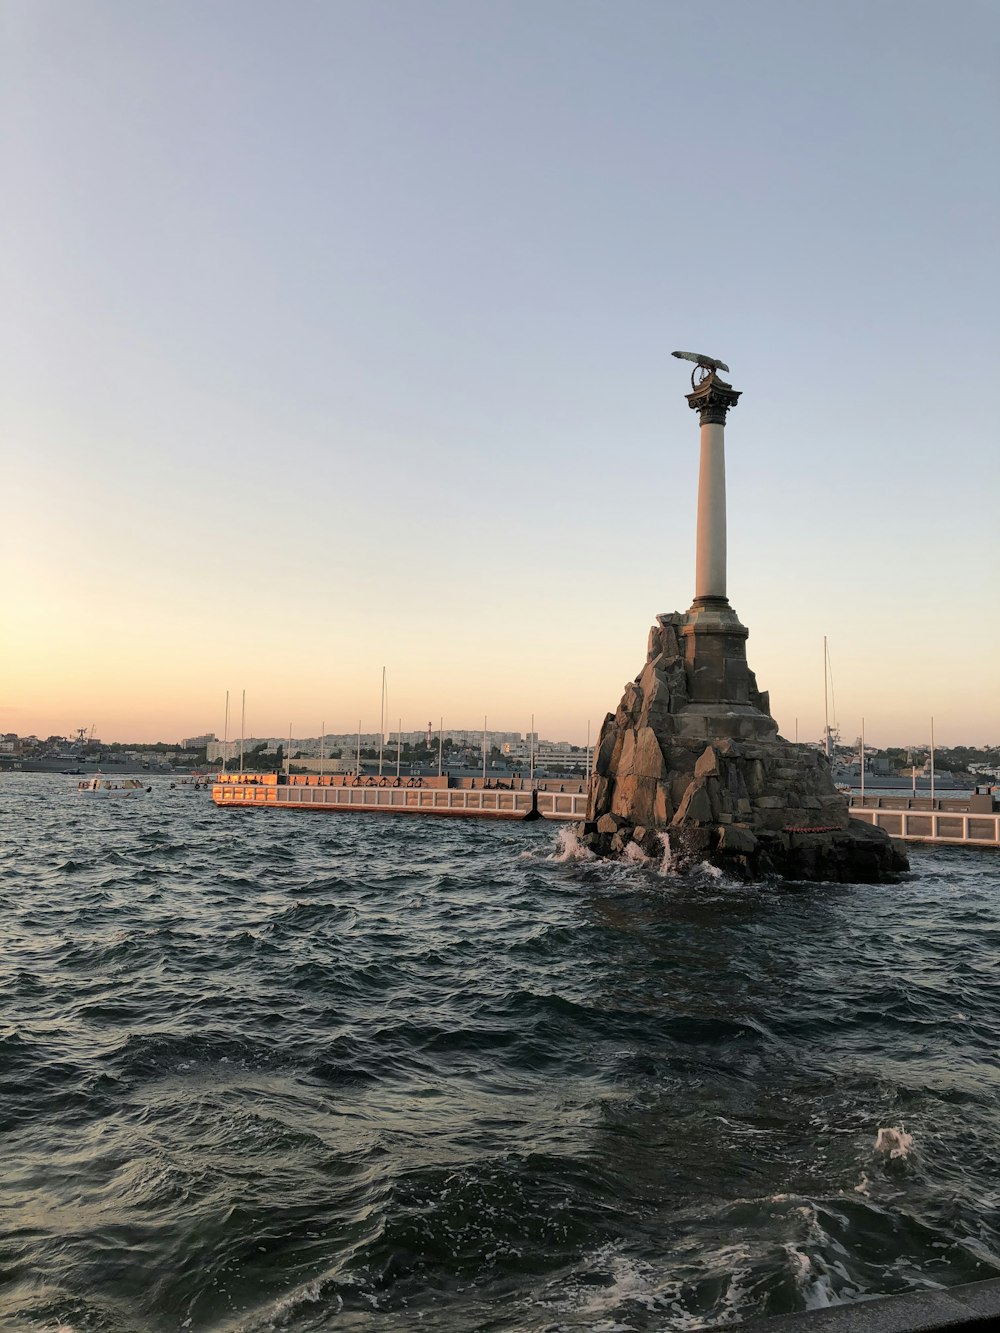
[549,826,596,862]
[532,1245,659,1320]
[534,1244,657,1318]
[791,1202,827,1247]
[874,1126,914,1159]
[784,1246,837,1310]
[229,1267,347,1330]
[531,1240,755,1330]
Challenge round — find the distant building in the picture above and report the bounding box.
[502,737,590,772]
[208,739,263,762]
[182,733,216,749]
[289,757,355,773]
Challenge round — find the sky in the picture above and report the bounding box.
[2,0,998,749]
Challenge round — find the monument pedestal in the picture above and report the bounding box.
[583,604,907,882]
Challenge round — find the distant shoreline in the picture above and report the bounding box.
[0,762,206,777]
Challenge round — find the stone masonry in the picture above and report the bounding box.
[580,607,908,882]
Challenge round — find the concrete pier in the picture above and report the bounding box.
[211,774,996,847]
[213,774,587,821]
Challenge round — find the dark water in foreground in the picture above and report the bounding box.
[2,776,999,1332]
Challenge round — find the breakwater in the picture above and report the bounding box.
[2,773,999,1330]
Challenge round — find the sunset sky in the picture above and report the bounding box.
[3,0,998,749]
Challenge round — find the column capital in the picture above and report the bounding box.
[686,373,741,425]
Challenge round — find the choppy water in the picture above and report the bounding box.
[2,774,999,1332]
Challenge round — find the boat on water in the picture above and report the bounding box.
[77,777,151,798]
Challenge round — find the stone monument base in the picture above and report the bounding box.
[581,610,908,883]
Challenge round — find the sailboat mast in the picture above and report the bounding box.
[930,716,936,803]
[379,667,385,776]
[222,689,229,775]
[823,637,830,758]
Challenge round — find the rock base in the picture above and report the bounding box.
[581,609,908,883]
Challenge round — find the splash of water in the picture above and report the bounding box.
[784,1247,838,1310]
[875,1127,914,1159]
[657,832,677,876]
[549,826,596,862]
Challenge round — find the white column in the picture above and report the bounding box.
[695,418,727,601]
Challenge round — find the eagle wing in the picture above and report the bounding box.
[671,350,730,373]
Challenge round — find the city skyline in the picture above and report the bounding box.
[4,2,998,749]
[6,702,996,755]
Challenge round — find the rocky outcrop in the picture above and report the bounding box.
[580,610,908,883]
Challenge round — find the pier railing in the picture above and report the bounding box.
[213,779,587,821]
[850,806,999,847]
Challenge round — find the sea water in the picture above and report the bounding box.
[1,774,998,1331]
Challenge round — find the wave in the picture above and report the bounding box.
[2,773,1000,1331]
